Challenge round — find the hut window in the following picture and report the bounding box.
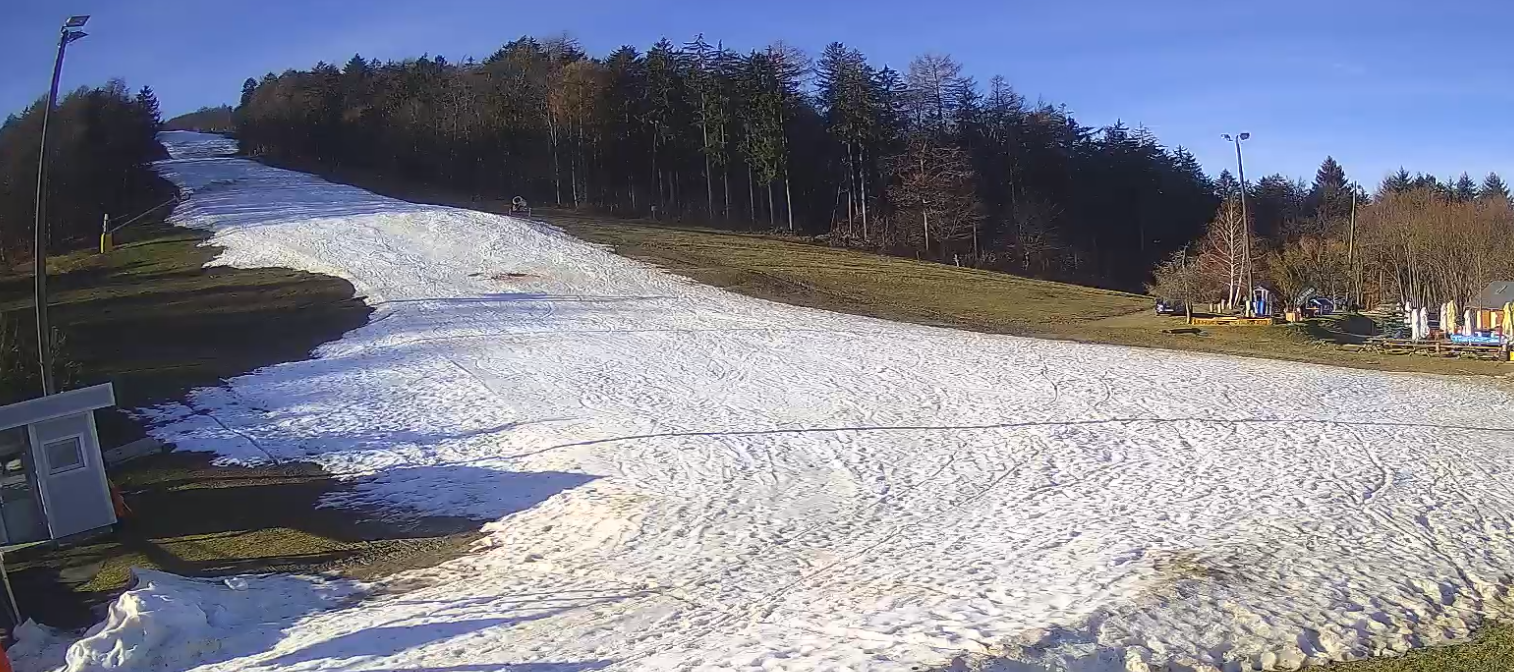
[44,437,85,475]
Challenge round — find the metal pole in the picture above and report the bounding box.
[32,30,72,397]
[1347,185,1358,308]
[0,551,20,626]
[1233,137,1252,316]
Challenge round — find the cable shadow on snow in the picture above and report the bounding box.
[508,416,1514,458]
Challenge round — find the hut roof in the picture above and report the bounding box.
[1470,281,1514,309]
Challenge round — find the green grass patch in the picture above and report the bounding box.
[0,225,370,424]
[1329,622,1514,671]
[549,212,1148,331]
[546,212,1514,378]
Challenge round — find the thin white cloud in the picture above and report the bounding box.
[1330,62,1368,76]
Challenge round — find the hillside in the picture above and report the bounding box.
[22,131,1514,672]
[163,105,234,133]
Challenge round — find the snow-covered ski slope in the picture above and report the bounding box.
[134,131,1514,671]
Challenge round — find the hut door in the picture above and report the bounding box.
[0,427,48,545]
[29,413,116,539]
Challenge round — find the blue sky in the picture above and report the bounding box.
[4,0,1512,186]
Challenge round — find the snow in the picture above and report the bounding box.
[15,570,358,672]
[159,132,237,160]
[11,620,72,672]
[25,129,1514,671]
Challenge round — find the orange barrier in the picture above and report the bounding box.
[111,481,133,520]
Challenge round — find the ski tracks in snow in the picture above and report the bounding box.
[121,132,1514,672]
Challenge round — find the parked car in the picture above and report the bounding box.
[1306,297,1336,316]
[1156,300,1185,316]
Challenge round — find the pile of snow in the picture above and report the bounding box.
[97,132,1514,670]
[11,569,359,672]
[10,620,72,672]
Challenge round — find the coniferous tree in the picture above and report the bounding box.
[0,80,169,263]
[1307,156,1351,222]
[1480,172,1510,201]
[817,42,883,240]
[1249,174,1308,241]
[643,39,686,214]
[1452,173,1478,202]
[1215,170,1241,201]
[1381,168,1413,195]
[1409,173,1443,195]
[684,35,730,219]
[164,105,234,132]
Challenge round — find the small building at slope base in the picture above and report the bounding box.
[0,383,117,547]
[1470,281,1514,332]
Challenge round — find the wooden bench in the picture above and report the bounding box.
[1188,316,1280,327]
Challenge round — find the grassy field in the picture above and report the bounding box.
[1,224,478,628]
[546,211,1513,378]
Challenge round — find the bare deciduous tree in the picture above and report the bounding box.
[1355,187,1514,307]
[1266,236,1349,309]
[1195,198,1259,309]
[886,134,983,258]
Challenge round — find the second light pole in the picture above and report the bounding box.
[1221,132,1252,316]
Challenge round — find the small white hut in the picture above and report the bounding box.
[0,384,117,546]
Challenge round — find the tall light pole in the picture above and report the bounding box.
[1347,181,1359,308]
[32,15,90,396]
[1221,132,1252,315]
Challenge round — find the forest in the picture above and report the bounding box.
[1152,158,1514,312]
[4,33,1502,310]
[164,104,235,133]
[0,80,169,265]
[234,36,1221,291]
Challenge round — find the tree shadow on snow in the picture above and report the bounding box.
[377,663,611,672]
[263,617,526,666]
[373,292,675,307]
[264,603,617,669]
[326,464,600,522]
